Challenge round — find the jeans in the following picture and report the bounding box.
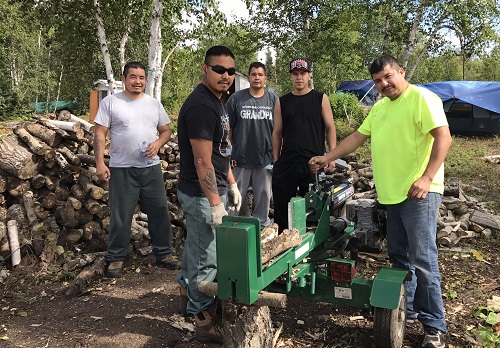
[385,193,447,333]
[176,190,227,315]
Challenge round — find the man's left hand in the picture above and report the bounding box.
[227,183,242,211]
[407,176,432,199]
[145,141,161,158]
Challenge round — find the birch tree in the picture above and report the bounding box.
[145,0,162,98]
[94,0,117,94]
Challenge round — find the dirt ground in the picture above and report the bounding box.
[1,236,499,348]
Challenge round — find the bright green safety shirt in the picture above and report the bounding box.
[357,84,449,204]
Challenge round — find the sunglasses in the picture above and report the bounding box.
[207,64,236,76]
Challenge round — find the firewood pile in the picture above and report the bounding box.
[338,158,500,247]
[0,113,185,271]
[0,113,499,278]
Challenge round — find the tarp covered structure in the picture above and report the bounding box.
[337,80,378,106]
[418,81,500,135]
[419,81,500,114]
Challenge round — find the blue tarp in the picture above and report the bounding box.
[418,81,500,114]
[418,81,500,134]
[337,80,378,105]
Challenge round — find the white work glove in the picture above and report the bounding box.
[211,203,228,227]
[226,182,242,212]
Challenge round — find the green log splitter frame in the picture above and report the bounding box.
[215,174,410,348]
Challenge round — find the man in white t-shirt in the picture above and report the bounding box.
[93,61,180,278]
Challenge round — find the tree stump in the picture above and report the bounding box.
[198,281,283,348]
[222,302,274,348]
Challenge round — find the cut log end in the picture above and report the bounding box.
[198,281,287,308]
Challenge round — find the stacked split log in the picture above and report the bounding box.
[1,122,499,272]
[0,115,185,268]
[339,156,500,247]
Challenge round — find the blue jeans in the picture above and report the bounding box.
[385,193,447,333]
[176,190,227,315]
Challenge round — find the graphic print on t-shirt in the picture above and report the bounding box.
[219,112,230,157]
[240,104,273,120]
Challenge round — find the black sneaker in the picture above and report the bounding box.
[156,255,181,270]
[422,327,445,348]
[106,261,123,278]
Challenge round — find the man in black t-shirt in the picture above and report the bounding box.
[272,58,337,232]
[176,46,242,344]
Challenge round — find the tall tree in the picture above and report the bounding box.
[0,0,42,117]
[245,0,371,94]
[380,0,500,80]
[445,0,499,80]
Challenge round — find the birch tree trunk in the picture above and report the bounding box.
[119,9,131,73]
[53,65,64,113]
[94,0,116,94]
[401,1,451,81]
[119,30,130,73]
[46,49,51,111]
[145,0,162,99]
[154,42,179,99]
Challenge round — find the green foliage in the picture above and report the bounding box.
[333,118,371,160]
[0,0,499,120]
[474,306,500,347]
[0,0,42,118]
[202,21,260,72]
[329,93,365,128]
[443,288,458,299]
[334,118,356,142]
[161,47,203,114]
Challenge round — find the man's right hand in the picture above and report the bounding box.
[211,203,228,227]
[308,155,328,173]
[96,163,111,182]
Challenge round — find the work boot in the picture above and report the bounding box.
[195,301,223,344]
[178,286,188,315]
[106,261,123,278]
[155,255,181,270]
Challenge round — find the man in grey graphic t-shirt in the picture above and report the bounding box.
[227,62,277,228]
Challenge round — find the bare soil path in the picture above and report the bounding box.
[1,239,499,348]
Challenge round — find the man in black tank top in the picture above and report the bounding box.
[272,58,337,232]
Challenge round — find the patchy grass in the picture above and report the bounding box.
[446,135,500,211]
